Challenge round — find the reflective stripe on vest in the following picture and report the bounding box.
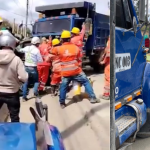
[78,58,82,61]
[40,81,45,85]
[61,60,77,65]
[41,55,47,57]
[57,45,80,72]
[61,66,78,71]
[26,47,34,64]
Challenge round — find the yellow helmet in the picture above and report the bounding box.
[0,17,3,23]
[61,30,71,39]
[71,27,80,34]
[52,38,60,46]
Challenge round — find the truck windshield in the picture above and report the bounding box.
[33,18,71,34]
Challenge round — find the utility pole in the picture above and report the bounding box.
[110,0,116,149]
[25,0,29,37]
[13,18,15,33]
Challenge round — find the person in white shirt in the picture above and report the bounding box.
[19,37,43,101]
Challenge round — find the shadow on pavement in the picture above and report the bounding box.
[61,103,108,139]
[83,68,104,77]
[66,95,84,106]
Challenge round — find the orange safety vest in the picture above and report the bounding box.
[71,36,83,48]
[101,37,110,65]
[38,43,50,66]
[39,43,49,60]
[47,47,61,72]
[55,42,82,77]
[71,27,85,58]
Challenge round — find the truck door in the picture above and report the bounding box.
[115,0,146,101]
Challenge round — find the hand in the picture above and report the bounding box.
[82,23,85,28]
[100,61,105,65]
[49,36,52,40]
[0,31,3,36]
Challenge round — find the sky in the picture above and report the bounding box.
[0,0,110,28]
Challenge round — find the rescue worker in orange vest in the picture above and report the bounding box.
[37,37,50,94]
[99,36,110,100]
[71,24,85,48]
[47,36,52,52]
[52,30,100,108]
[45,39,62,96]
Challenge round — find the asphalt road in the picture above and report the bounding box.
[125,137,150,150]
[18,68,110,150]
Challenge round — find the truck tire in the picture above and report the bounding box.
[89,50,105,73]
[93,63,104,73]
[46,69,51,86]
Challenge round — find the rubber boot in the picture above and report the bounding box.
[99,94,110,100]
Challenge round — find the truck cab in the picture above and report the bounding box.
[115,0,150,149]
[32,1,109,72]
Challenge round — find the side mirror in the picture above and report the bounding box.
[133,16,137,35]
[139,0,145,23]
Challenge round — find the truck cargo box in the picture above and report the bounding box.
[35,1,95,18]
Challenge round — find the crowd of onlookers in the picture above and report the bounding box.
[0,17,110,122]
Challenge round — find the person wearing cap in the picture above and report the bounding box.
[0,34,28,122]
[37,37,51,94]
[19,37,43,101]
[71,24,85,65]
[45,38,62,96]
[52,30,100,108]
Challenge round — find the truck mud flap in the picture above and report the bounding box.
[137,111,150,138]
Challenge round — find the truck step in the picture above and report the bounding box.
[116,116,136,133]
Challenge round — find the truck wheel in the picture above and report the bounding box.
[92,63,104,73]
[89,50,105,73]
[46,69,52,86]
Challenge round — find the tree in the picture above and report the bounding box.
[26,28,31,36]
[0,19,11,30]
[133,0,139,18]
[0,18,31,37]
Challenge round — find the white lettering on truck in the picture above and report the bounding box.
[115,53,131,73]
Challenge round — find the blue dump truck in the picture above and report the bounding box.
[32,1,109,72]
[115,0,150,149]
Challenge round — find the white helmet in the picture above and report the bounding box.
[0,35,16,50]
[31,37,40,45]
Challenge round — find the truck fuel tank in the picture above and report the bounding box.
[115,99,147,147]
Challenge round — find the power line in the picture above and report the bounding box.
[14,0,26,9]
[29,0,34,22]
[0,7,25,18]
[12,0,20,8]
[12,0,34,24]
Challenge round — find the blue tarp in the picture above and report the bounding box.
[0,123,36,150]
[0,123,65,150]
